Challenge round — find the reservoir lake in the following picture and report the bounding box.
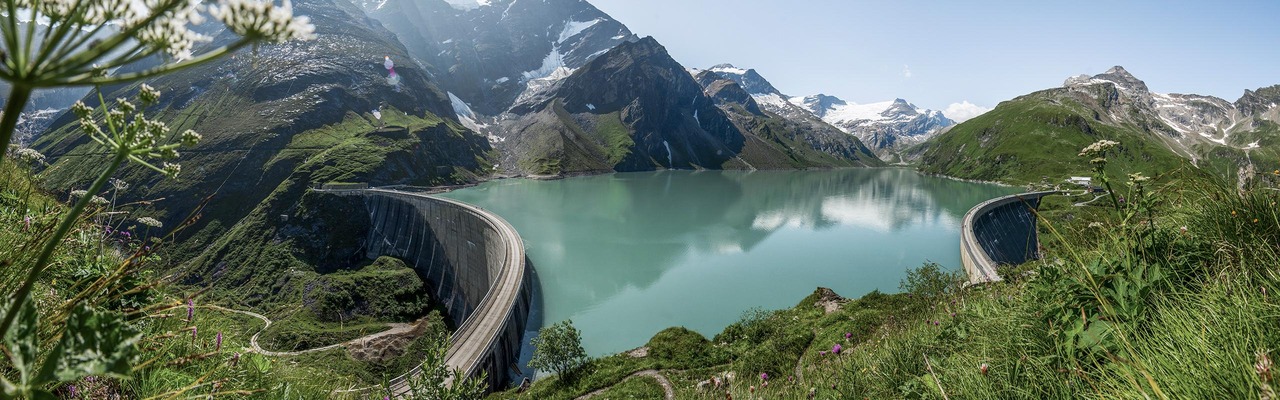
[440,168,1016,356]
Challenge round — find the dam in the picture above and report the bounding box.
[960,191,1058,285]
[324,188,534,395]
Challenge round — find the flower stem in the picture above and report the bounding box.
[0,84,33,164]
[0,147,129,340]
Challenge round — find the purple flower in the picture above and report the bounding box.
[22,215,31,230]
[844,332,852,340]
[121,231,131,238]
[832,344,842,355]
[192,326,198,341]
[761,372,768,381]
[68,385,77,397]
[216,332,223,351]
[950,313,956,318]
[820,351,827,356]
[187,299,194,322]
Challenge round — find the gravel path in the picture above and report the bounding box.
[574,370,675,400]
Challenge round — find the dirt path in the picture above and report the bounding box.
[206,305,410,357]
[575,370,675,400]
[1074,193,1110,207]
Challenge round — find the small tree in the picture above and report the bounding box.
[528,320,589,379]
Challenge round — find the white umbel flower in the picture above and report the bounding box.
[210,0,317,43]
[137,217,164,228]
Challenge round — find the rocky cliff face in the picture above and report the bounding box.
[496,38,881,175]
[34,0,493,299]
[361,0,638,115]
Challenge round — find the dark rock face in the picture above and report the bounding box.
[35,0,494,296]
[1237,85,1280,116]
[497,37,881,175]
[696,71,764,115]
[363,0,637,115]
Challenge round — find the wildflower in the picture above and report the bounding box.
[137,217,164,228]
[844,332,852,340]
[139,84,162,105]
[232,352,241,366]
[69,190,89,198]
[1128,172,1150,185]
[1079,140,1120,157]
[761,372,768,381]
[67,384,76,398]
[14,148,44,164]
[1180,226,1188,235]
[110,178,129,192]
[216,332,223,351]
[121,231,131,239]
[187,299,195,322]
[1258,350,1273,380]
[749,385,755,393]
[90,196,110,205]
[22,215,31,231]
[192,326,198,342]
[211,0,318,43]
[819,351,827,356]
[832,344,842,355]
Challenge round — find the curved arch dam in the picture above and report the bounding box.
[960,191,1059,285]
[323,188,535,395]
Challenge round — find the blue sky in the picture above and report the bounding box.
[588,0,1280,120]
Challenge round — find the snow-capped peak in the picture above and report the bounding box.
[442,0,492,11]
[709,64,749,76]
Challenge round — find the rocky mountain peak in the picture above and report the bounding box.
[1065,65,1150,93]
[1236,85,1280,116]
[707,64,782,97]
[799,94,846,118]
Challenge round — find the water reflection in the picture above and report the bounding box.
[441,168,1014,355]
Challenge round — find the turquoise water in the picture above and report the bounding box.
[441,168,1015,357]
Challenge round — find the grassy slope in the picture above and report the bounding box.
[495,173,1280,399]
[917,92,1190,185]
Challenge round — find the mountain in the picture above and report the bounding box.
[792,94,954,161]
[695,64,943,162]
[359,0,638,116]
[35,0,493,305]
[918,66,1280,184]
[495,38,881,175]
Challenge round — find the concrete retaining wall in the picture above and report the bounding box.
[361,190,532,394]
[960,191,1057,286]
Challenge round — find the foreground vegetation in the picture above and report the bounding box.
[500,156,1280,399]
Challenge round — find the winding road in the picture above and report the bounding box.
[205,305,414,357]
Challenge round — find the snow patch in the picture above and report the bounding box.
[586,103,596,111]
[522,48,565,82]
[751,93,790,110]
[710,66,748,75]
[495,77,510,84]
[443,0,491,11]
[558,18,603,44]
[663,140,674,167]
[447,92,486,132]
[1246,141,1261,150]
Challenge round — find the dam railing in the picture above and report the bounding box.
[959,191,1058,286]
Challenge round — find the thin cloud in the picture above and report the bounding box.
[944,101,992,123]
[902,65,912,79]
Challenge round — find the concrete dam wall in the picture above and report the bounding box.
[960,191,1057,285]
[359,189,533,394]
